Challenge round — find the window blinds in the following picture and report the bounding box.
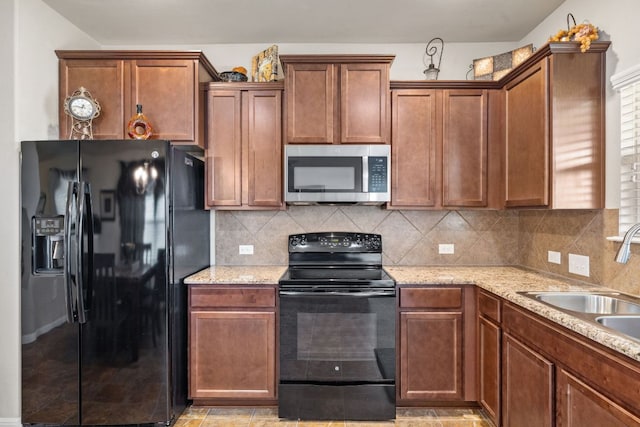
[619,82,640,235]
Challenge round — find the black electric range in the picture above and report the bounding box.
[278,232,396,421]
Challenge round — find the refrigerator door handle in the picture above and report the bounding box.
[75,182,89,324]
[77,182,95,324]
[64,181,78,323]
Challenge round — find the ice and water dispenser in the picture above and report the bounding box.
[32,216,64,274]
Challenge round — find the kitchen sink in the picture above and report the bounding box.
[531,292,640,315]
[517,291,640,343]
[596,316,640,341]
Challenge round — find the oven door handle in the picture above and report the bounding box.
[279,290,395,297]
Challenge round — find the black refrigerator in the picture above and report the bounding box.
[20,140,210,425]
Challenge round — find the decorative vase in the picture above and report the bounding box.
[127,104,153,140]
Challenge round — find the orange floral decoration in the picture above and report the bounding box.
[549,22,599,52]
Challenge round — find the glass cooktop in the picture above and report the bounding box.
[279,266,395,288]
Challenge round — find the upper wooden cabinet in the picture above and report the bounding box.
[205,82,284,210]
[442,89,489,207]
[280,55,394,144]
[502,42,609,208]
[389,84,502,209]
[56,50,218,149]
[389,88,438,207]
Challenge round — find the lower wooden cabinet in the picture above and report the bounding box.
[397,286,476,404]
[478,313,501,425]
[400,311,463,400]
[496,298,640,426]
[502,332,554,427]
[556,369,640,427]
[185,282,640,421]
[188,286,277,403]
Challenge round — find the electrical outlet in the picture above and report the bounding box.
[568,253,589,277]
[439,244,455,254]
[239,245,254,255]
[548,250,561,264]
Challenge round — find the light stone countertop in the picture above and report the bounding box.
[184,265,286,285]
[184,265,640,362]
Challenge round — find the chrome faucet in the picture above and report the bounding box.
[615,222,640,263]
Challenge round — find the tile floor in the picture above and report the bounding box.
[175,406,494,427]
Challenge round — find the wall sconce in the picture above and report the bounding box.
[423,37,444,80]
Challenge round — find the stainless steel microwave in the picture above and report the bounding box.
[284,144,390,204]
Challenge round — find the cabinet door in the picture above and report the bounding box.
[243,90,283,207]
[285,63,336,144]
[340,63,389,144]
[206,90,242,207]
[504,59,549,207]
[59,59,126,139]
[399,311,463,401]
[478,316,501,426]
[556,369,640,427]
[442,89,488,207]
[502,333,554,427]
[390,89,438,208]
[131,59,196,143]
[189,310,276,399]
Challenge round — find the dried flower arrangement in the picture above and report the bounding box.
[548,14,599,52]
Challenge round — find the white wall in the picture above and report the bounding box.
[109,41,517,81]
[0,0,99,423]
[16,0,100,140]
[211,42,524,81]
[2,0,640,422]
[0,1,19,424]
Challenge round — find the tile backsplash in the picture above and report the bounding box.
[517,209,640,296]
[215,206,519,266]
[215,207,640,296]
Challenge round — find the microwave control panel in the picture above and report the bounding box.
[368,156,388,193]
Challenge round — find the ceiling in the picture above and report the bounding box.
[43,0,566,45]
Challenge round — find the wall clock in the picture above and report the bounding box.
[63,87,101,139]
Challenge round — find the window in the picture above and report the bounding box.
[612,65,640,235]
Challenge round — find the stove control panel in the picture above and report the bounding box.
[289,232,382,252]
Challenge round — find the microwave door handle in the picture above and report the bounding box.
[362,156,369,193]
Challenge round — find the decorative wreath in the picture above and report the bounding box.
[549,22,599,53]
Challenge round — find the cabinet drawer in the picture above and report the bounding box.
[478,290,501,323]
[190,286,276,308]
[400,287,462,309]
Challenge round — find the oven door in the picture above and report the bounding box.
[278,288,396,420]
